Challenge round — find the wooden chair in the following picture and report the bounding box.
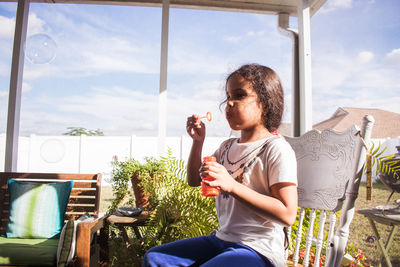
[0,172,108,267]
[284,115,374,267]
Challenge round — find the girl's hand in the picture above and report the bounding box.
[200,161,237,193]
[186,114,206,142]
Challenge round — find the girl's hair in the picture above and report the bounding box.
[224,64,284,132]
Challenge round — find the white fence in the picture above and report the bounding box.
[0,134,226,185]
[1,134,399,186]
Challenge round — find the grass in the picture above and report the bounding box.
[99,182,400,266]
[99,185,114,213]
[349,182,400,266]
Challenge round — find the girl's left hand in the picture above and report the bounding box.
[199,161,237,194]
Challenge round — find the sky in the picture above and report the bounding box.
[0,0,399,137]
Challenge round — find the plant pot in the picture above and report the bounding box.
[131,172,149,207]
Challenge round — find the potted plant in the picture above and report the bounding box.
[107,157,166,213]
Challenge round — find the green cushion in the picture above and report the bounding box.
[0,236,58,266]
[7,179,74,238]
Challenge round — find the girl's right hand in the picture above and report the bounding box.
[186,114,206,141]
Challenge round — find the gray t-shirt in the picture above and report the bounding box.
[213,136,297,267]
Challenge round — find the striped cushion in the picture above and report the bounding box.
[6,179,74,239]
[57,219,77,267]
[56,215,89,267]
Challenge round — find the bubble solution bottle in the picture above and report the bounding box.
[201,156,220,197]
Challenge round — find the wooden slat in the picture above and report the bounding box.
[10,180,97,188]
[70,193,96,198]
[70,195,96,199]
[67,205,95,210]
[71,188,97,194]
[67,206,94,213]
[68,198,96,205]
[65,211,96,221]
[0,172,98,180]
[68,203,96,207]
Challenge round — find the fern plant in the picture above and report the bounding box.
[140,150,218,247]
[107,150,218,266]
[369,142,400,180]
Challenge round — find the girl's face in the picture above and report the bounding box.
[225,74,264,131]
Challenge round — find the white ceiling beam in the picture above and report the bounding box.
[0,0,326,17]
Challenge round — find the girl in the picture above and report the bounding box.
[143,64,297,267]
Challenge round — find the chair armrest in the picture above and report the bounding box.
[79,215,106,234]
[75,215,107,267]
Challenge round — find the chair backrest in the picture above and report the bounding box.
[0,172,102,237]
[284,115,374,267]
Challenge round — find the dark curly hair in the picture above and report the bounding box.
[224,64,284,132]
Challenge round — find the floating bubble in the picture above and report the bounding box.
[25,33,57,64]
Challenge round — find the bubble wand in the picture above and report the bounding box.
[198,112,212,122]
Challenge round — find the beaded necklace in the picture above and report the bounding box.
[221,136,279,184]
[226,138,268,165]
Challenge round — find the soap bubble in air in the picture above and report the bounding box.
[25,33,57,64]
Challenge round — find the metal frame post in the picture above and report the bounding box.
[297,0,313,134]
[158,0,169,157]
[5,0,30,171]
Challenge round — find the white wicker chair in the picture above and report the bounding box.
[285,115,374,267]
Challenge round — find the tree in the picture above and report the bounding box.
[63,127,104,136]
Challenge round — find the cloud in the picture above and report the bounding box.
[168,43,228,75]
[320,0,353,13]
[357,51,374,64]
[385,48,400,65]
[312,53,353,94]
[223,31,265,44]
[167,90,230,137]
[22,63,57,79]
[20,85,159,135]
[247,31,261,36]
[27,13,47,35]
[2,2,399,139]
[0,61,10,76]
[330,0,352,8]
[20,111,78,135]
[0,15,14,39]
[193,81,225,97]
[0,90,8,98]
[223,35,242,43]
[311,47,400,124]
[57,36,159,76]
[21,8,161,80]
[17,80,231,136]
[22,82,32,93]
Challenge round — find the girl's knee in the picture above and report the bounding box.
[142,250,150,267]
[142,247,158,267]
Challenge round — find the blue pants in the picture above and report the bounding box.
[142,234,274,267]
